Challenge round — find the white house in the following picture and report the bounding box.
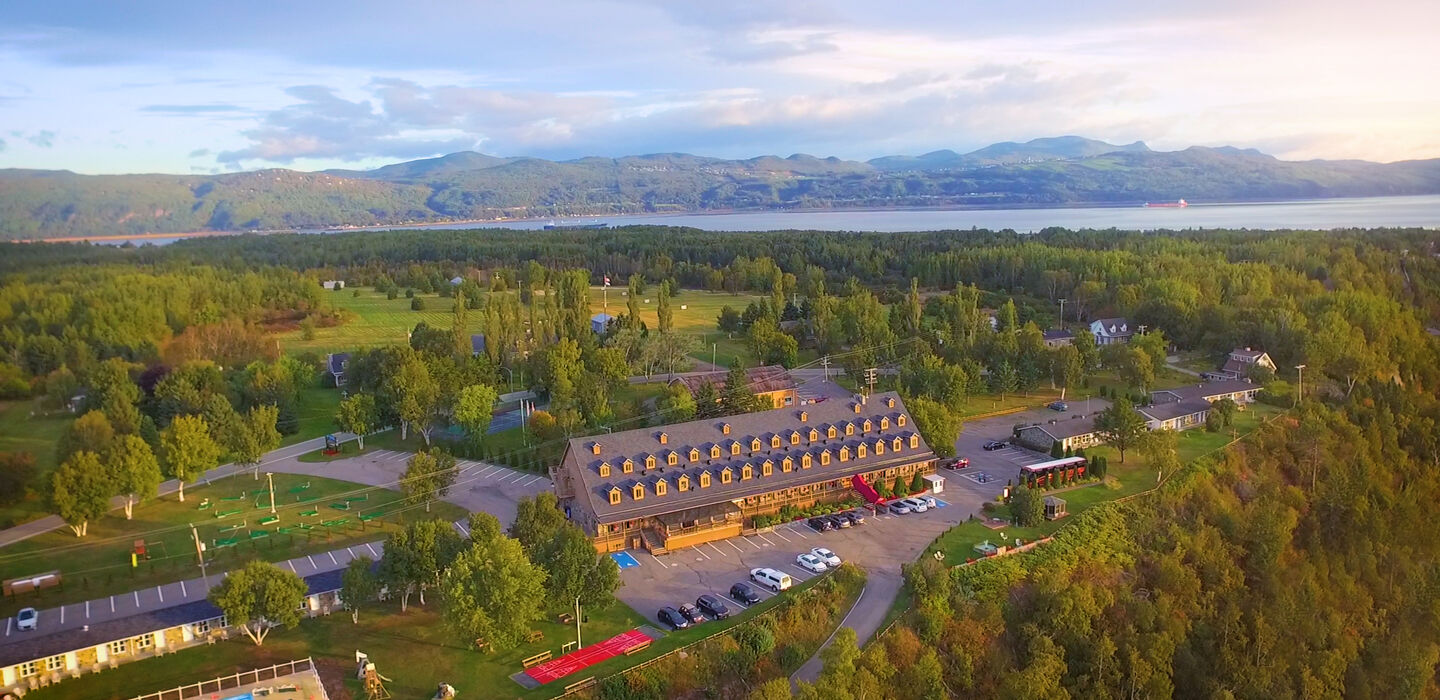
[1208,347,1277,380]
[1089,318,1134,345]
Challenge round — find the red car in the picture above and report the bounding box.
[943,457,970,470]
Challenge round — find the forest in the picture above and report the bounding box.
[0,224,1437,698]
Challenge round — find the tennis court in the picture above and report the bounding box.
[522,628,655,684]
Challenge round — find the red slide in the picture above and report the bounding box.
[851,474,884,505]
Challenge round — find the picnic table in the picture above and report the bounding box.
[258,516,280,526]
[212,538,238,548]
[329,502,351,511]
[221,495,245,502]
[358,512,383,522]
[299,509,319,517]
[287,482,311,494]
[296,494,321,504]
[321,518,350,528]
[219,522,247,534]
[249,530,270,540]
[214,509,243,519]
[196,499,212,511]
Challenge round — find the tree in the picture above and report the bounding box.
[892,475,910,498]
[341,556,379,623]
[453,384,499,446]
[1051,345,1084,400]
[105,435,161,519]
[1137,428,1180,479]
[658,383,697,423]
[1212,397,1239,427]
[750,678,794,700]
[451,289,470,358]
[989,360,1019,401]
[1094,398,1148,463]
[402,449,458,513]
[509,492,568,556]
[58,410,115,463]
[626,273,644,328]
[907,397,960,458]
[538,525,621,609]
[51,451,111,537]
[587,346,630,393]
[1010,485,1044,526]
[656,280,673,333]
[717,305,742,334]
[440,525,547,650]
[334,393,377,449]
[392,353,439,443]
[0,452,36,506]
[234,404,281,478]
[160,414,220,502]
[207,560,307,646]
[721,362,764,414]
[379,519,464,611]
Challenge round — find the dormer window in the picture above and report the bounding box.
[678,474,691,491]
[839,447,850,462]
[720,467,733,484]
[622,458,634,474]
[873,440,884,456]
[632,483,645,500]
[656,478,668,496]
[710,445,722,459]
[808,428,818,442]
[645,454,656,470]
[770,435,781,449]
[897,414,907,427]
[909,434,919,449]
[880,417,890,430]
[820,450,831,466]
[782,456,794,472]
[892,437,903,451]
[862,419,873,433]
[853,403,862,414]
[721,423,731,435]
[827,426,837,439]
[700,471,711,488]
[799,411,808,422]
[591,442,602,455]
[730,441,741,456]
[857,444,868,459]
[750,438,762,452]
[667,451,679,466]
[608,487,621,505]
[658,432,668,445]
[886,397,896,408]
[741,464,753,480]
[599,461,611,478]
[789,431,800,446]
[762,460,773,476]
[689,448,701,462]
[845,423,855,436]
[802,453,812,469]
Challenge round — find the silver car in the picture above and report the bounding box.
[16,607,37,631]
[888,501,912,515]
[901,497,929,513]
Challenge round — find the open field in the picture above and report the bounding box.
[0,400,75,527]
[274,288,487,355]
[0,472,467,617]
[924,402,1285,564]
[285,385,344,446]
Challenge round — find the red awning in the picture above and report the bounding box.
[851,474,884,505]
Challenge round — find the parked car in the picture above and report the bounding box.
[657,606,690,630]
[15,607,37,631]
[901,497,929,513]
[943,457,970,469]
[806,516,833,532]
[919,495,938,508]
[751,567,793,592]
[697,594,732,619]
[796,553,829,573]
[730,582,762,605]
[983,440,1009,451]
[841,510,867,526]
[1048,401,1069,411]
[810,547,842,567]
[825,513,851,529]
[678,603,706,625]
[888,500,913,515]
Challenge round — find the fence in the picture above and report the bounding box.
[128,658,319,700]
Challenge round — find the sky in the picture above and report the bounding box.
[0,0,1437,175]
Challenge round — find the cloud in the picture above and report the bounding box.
[189,148,211,158]
[139,104,249,115]
[708,32,839,64]
[0,138,6,152]
[25,130,55,148]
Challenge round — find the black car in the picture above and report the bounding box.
[696,594,732,619]
[730,582,761,605]
[841,510,867,526]
[825,514,851,529]
[657,606,690,630]
[807,516,833,532]
[1048,401,1069,412]
[983,440,1009,451]
[678,603,706,625]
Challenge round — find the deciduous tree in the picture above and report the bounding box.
[51,451,110,537]
[106,435,161,519]
[207,560,307,646]
[334,393,377,449]
[402,449,457,513]
[159,414,220,501]
[1095,398,1148,463]
[453,384,499,447]
[341,556,379,624]
[440,524,546,650]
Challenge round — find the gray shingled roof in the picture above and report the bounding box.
[1140,398,1211,423]
[560,392,934,523]
[670,366,797,398]
[1022,416,1099,441]
[1153,380,1258,403]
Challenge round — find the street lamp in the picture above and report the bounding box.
[1294,364,1306,407]
[266,472,276,514]
[499,366,514,393]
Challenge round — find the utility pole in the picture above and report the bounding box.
[712,343,716,369]
[821,356,830,383]
[864,367,877,396]
[1058,298,1066,324]
[1295,364,1306,407]
[266,472,276,514]
[575,596,583,650]
[190,523,207,580]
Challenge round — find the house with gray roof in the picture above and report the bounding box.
[1090,318,1134,345]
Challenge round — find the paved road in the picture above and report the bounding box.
[0,435,355,548]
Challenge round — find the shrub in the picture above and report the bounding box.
[892,476,910,497]
[386,289,398,300]
[910,472,927,493]
[410,297,426,311]
[404,288,415,298]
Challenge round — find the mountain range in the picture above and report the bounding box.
[3,136,1439,240]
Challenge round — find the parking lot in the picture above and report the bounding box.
[950,399,1112,486]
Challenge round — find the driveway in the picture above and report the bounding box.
[953,400,1112,485]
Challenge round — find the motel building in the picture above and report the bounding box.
[551,392,938,554]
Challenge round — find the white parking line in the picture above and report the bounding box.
[133,591,139,607]
[647,552,669,569]
[156,586,164,603]
[521,475,544,487]
[307,555,317,569]
[785,565,813,580]
[755,533,777,547]
[477,466,498,477]
[59,606,64,624]
[287,560,297,573]
[695,547,711,561]
[497,472,521,484]
[328,551,338,565]
[5,618,10,636]
[85,600,90,618]
[109,596,115,613]
[787,524,811,539]
[725,539,745,553]
[769,529,792,543]
[365,542,378,557]
[706,542,727,558]
[180,580,187,597]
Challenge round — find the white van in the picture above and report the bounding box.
[749,567,793,592]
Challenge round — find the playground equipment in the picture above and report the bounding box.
[355,651,392,700]
[324,434,340,455]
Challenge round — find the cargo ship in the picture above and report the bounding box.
[1143,199,1188,208]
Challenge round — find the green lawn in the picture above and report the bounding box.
[0,399,74,527]
[284,385,343,446]
[275,287,489,355]
[0,472,467,617]
[30,570,846,700]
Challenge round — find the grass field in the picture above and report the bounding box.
[0,472,467,617]
[924,402,1284,564]
[285,385,343,446]
[26,570,851,700]
[0,399,74,527]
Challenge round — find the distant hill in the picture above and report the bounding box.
[3,137,1439,240]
